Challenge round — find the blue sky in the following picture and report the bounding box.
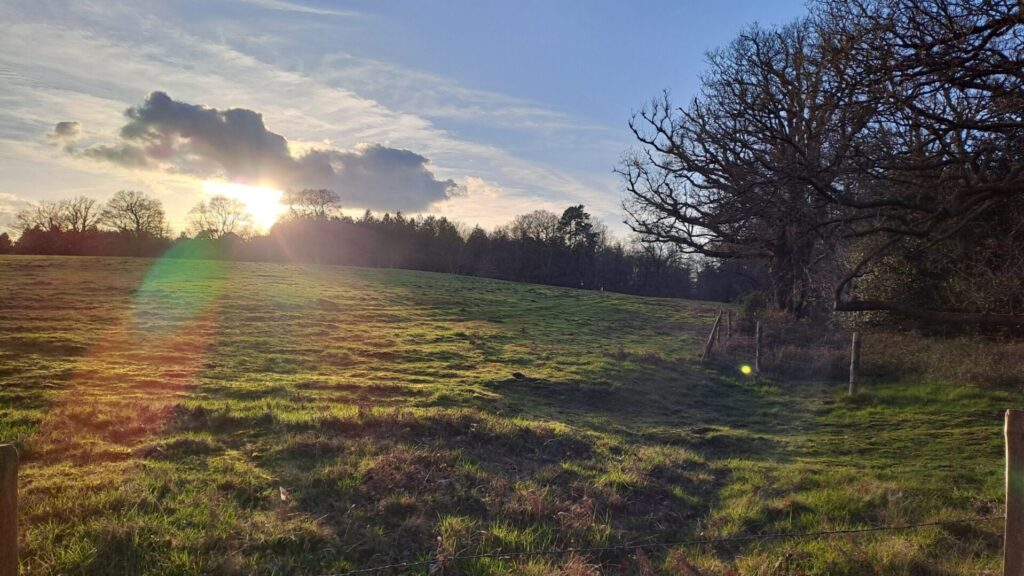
[0,0,809,235]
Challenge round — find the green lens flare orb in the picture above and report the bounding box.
[741,365,753,375]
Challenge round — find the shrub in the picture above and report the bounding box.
[737,292,767,333]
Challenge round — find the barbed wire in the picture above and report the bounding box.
[320,515,1004,576]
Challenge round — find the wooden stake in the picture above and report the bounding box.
[0,444,17,576]
[727,310,732,339]
[1006,410,1024,576]
[848,332,861,396]
[700,311,723,364]
[754,320,762,376]
[715,309,722,344]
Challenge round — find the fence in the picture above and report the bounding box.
[700,310,868,394]
[1,445,16,576]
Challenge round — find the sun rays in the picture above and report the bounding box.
[202,180,287,232]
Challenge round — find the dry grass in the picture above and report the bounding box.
[862,331,1024,389]
[714,310,1024,389]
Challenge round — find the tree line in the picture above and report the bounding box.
[622,0,1024,328]
[2,188,753,301]
[4,191,170,257]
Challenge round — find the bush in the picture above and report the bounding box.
[737,292,767,333]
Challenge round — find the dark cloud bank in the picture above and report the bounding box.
[61,91,458,212]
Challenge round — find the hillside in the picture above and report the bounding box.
[0,255,1013,575]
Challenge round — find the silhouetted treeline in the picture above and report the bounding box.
[6,227,171,257]
[4,194,754,300]
[3,192,171,257]
[204,207,703,298]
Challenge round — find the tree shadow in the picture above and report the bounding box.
[467,365,803,462]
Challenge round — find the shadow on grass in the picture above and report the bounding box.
[128,351,811,574]
[136,376,734,573]
[474,366,800,461]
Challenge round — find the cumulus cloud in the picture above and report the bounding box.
[66,91,457,212]
[296,144,462,212]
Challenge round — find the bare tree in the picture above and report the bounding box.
[623,3,1024,324]
[15,200,70,232]
[505,210,561,243]
[281,189,339,220]
[621,20,867,315]
[188,195,253,239]
[816,0,1024,324]
[63,196,102,233]
[101,190,167,238]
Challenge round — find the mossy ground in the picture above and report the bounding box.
[0,255,1014,575]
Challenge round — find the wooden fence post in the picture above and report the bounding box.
[848,332,861,396]
[715,309,723,344]
[754,320,762,377]
[727,311,732,339]
[0,444,17,576]
[1006,410,1024,576]
[700,311,723,364]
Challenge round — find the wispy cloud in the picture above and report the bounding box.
[0,0,624,232]
[315,52,608,133]
[229,0,360,18]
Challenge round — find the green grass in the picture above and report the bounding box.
[0,255,1015,575]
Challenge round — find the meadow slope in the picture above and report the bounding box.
[0,255,1014,575]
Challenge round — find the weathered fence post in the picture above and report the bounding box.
[848,332,861,396]
[0,444,17,576]
[727,310,732,339]
[1006,410,1024,576]
[715,309,723,344]
[700,311,723,364]
[754,320,762,377]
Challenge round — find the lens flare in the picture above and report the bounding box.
[132,243,229,332]
[42,253,229,466]
[741,364,753,375]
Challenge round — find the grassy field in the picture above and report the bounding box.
[0,255,1015,575]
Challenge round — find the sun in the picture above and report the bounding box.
[202,180,287,232]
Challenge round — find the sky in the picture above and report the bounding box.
[0,0,809,236]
